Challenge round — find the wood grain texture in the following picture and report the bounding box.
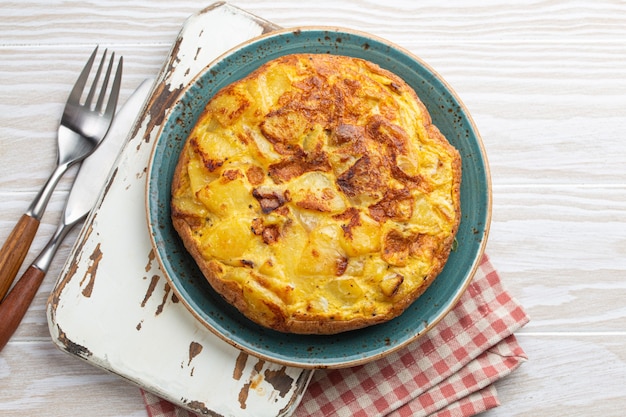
[0,0,625,416]
[0,264,47,351]
[0,342,147,416]
[0,214,40,300]
[489,334,626,416]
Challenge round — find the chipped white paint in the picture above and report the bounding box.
[45,4,311,417]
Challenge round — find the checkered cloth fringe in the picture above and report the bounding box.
[142,254,529,417]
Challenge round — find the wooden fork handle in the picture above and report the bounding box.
[0,214,40,301]
[0,264,45,351]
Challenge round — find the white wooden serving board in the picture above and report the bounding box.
[45,3,313,416]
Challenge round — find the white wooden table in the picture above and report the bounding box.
[1,1,625,416]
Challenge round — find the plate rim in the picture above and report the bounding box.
[145,25,492,369]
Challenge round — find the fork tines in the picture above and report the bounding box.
[69,46,123,117]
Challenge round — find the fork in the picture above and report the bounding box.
[0,46,122,301]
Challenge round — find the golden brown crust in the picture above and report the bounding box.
[171,53,462,334]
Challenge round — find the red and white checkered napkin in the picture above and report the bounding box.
[143,254,529,417]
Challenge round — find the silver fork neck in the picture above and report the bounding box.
[32,215,83,273]
[25,160,72,220]
[27,126,95,220]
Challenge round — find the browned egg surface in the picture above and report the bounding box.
[171,53,461,334]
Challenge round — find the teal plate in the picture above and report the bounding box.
[147,27,491,369]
